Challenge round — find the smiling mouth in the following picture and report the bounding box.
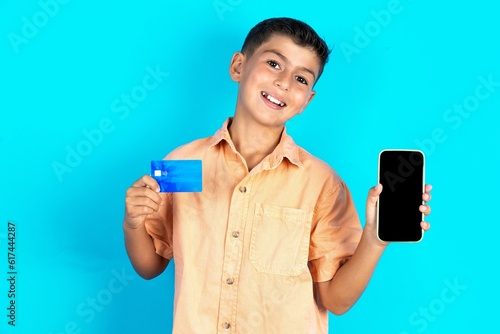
[261,91,286,107]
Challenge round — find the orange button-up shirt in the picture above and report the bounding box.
[145,119,362,333]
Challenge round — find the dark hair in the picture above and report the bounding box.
[241,17,332,83]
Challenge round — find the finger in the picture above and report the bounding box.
[419,204,431,216]
[126,186,163,206]
[132,175,161,192]
[367,184,383,205]
[365,184,383,224]
[126,204,156,218]
[420,221,431,231]
[126,196,161,213]
[125,196,162,218]
[423,184,432,202]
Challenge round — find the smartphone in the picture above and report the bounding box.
[151,160,202,192]
[377,150,425,242]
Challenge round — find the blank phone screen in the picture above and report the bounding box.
[378,150,425,242]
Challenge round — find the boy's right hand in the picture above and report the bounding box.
[124,175,163,230]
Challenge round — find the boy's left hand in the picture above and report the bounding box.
[365,184,433,247]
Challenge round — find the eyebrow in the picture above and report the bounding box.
[263,49,317,82]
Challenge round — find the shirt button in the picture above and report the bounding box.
[223,322,231,329]
[232,231,240,238]
[239,186,247,193]
[226,277,234,285]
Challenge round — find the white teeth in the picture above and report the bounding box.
[262,92,285,107]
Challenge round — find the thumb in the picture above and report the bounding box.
[366,184,383,225]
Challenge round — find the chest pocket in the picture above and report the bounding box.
[249,203,313,276]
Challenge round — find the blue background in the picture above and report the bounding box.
[1,0,499,333]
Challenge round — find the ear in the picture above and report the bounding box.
[297,90,316,115]
[229,52,245,82]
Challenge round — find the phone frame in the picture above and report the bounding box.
[376,149,426,243]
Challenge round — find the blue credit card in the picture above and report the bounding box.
[151,160,202,192]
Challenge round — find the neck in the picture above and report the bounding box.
[228,115,283,171]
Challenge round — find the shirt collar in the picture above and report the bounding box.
[210,118,303,170]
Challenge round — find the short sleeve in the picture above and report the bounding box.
[144,192,174,260]
[308,181,362,282]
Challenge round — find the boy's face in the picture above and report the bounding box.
[230,34,320,129]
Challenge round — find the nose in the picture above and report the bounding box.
[274,72,290,91]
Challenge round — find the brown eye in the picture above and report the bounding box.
[267,60,280,69]
[296,76,308,85]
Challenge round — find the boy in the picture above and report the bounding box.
[123,18,432,333]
